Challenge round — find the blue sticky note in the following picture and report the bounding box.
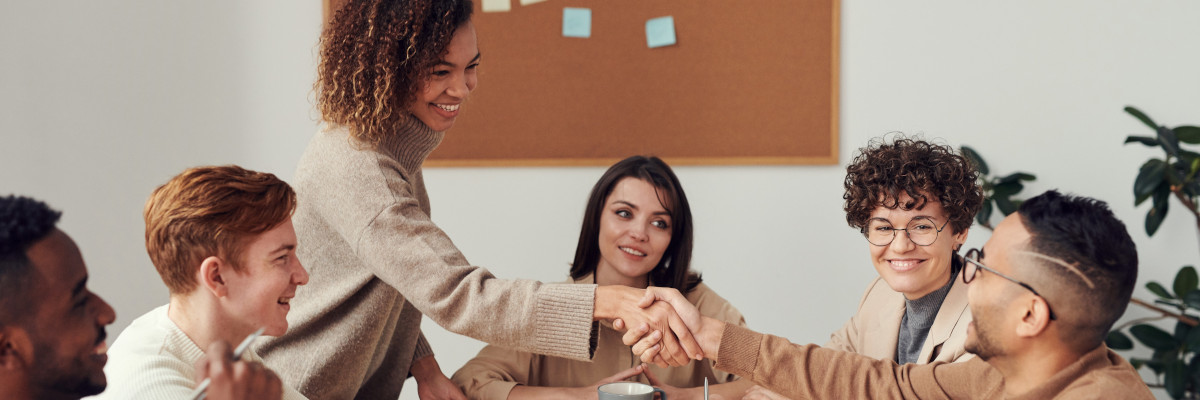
[562,8,591,38]
[645,16,676,48]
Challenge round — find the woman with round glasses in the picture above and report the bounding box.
[830,136,984,363]
[829,136,983,364]
[746,136,984,400]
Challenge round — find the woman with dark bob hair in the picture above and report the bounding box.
[452,156,753,399]
[257,2,701,399]
[746,135,983,400]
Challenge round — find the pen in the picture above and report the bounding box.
[704,377,709,400]
[189,327,266,400]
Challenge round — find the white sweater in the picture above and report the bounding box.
[88,305,307,400]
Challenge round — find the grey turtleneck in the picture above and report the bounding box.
[895,263,959,364]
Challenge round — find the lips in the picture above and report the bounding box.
[888,259,925,272]
[619,246,647,257]
[431,103,461,118]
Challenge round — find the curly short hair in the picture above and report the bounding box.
[144,166,296,294]
[843,136,983,234]
[317,0,474,144]
[0,195,62,323]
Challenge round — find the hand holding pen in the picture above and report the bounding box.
[191,328,282,400]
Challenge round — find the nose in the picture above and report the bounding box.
[447,73,474,99]
[95,294,117,326]
[889,230,916,252]
[294,259,310,286]
[629,223,648,242]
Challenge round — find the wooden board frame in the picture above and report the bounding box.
[324,0,839,166]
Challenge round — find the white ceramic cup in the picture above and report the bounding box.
[597,382,667,400]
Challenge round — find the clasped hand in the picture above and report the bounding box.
[603,285,706,368]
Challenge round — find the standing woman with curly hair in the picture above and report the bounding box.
[257,1,703,399]
[745,135,984,400]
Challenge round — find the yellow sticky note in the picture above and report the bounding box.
[482,0,511,12]
[519,0,547,5]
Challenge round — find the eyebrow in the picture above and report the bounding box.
[868,215,937,222]
[72,276,88,298]
[613,200,671,216]
[270,244,296,255]
[435,52,482,68]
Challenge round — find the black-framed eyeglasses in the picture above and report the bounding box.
[861,216,950,247]
[963,248,1057,320]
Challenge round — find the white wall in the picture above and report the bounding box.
[2,1,1197,399]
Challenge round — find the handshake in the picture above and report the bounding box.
[597,286,727,368]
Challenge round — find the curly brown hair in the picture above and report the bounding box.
[843,135,983,234]
[317,0,474,144]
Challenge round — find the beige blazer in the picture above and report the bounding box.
[826,268,973,364]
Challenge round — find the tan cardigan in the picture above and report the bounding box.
[827,269,973,364]
[257,119,597,400]
[451,276,746,400]
[716,324,1153,399]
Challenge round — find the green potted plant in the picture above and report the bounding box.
[1107,106,1200,399]
[960,146,1036,230]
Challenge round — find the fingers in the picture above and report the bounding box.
[637,289,656,308]
[743,385,789,400]
[622,322,652,347]
[647,287,702,332]
[656,323,689,367]
[665,308,704,361]
[630,329,661,356]
[613,318,626,331]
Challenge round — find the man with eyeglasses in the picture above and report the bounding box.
[629,190,1152,399]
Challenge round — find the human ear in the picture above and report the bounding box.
[198,256,230,298]
[1014,296,1051,338]
[954,227,969,251]
[0,328,33,370]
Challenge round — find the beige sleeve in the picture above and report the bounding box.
[715,324,990,399]
[451,345,536,400]
[344,186,597,361]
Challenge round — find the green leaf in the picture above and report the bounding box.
[1159,126,1181,157]
[1147,203,1169,236]
[1176,320,1192,343]
[1176,126,1200,144]
[1125,106,1159,130]
[1147,186,1172,236]
[1126,135,1161,147]
[1149,281,1176,300]
[976,199,993,228]
[1166,359,1187,399]
[1175,267,1198,299]
[960,146,989,175]
[1107,330,1135,350]
[1184,290,1200,309]
[1186,315,1200,348]
[1135,159,1167,198]
[998,172,1037,184]
[992,181,1024,197]
[1135,190,1154,206]
[994,196,1018,215]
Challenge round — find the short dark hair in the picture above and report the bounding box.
[0,195,62,323]
[570,156,702,293]
[1018,190,1138,351]
[843,135,983,234]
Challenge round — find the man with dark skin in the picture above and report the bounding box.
[0,195,281,400]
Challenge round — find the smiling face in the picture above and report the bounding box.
[24,230,116,398]
[220,219,308,338]
[407,21,480,132]
[594,178,673,288]
[868,192,967,300]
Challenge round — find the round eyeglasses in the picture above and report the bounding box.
[860,216,950,247]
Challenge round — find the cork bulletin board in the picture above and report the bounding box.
[325,0,840,166]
